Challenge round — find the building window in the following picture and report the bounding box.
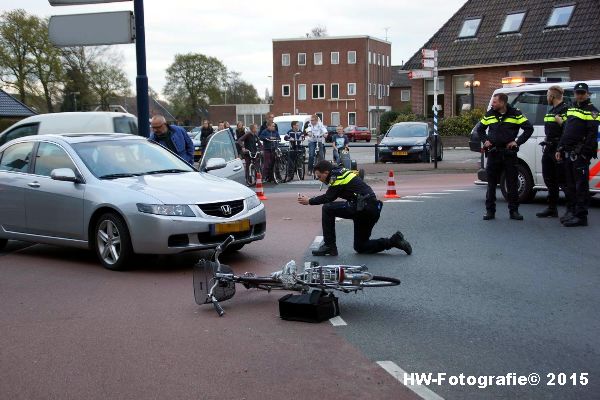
[542,67,570,81]
[348,112,356,126]
[387,85,390,96]
[378,84,383,99]
[314,52,323,65]
[282,113,291,116]
[331,112,340,126]
[368,51,371,64]
[458,18,482,38]
[331,83,339,99]
[401,90,410,102]
[377,54,381,66]
[298,53,306,66]
[547,5,575,27]
[368,83,371,96]
[452,74,474,115]
[348,51,356,64]
[387,56,390,67]
[282,53,290,66]
[331,52,339,64]
[298,84,306,100]
[347,83,356,96]
[500,12,526,33]
[312,84,325,99]
[282,84,290,97]
[316,112,324,123]
[508,70,534,77]
[425,77,445,118]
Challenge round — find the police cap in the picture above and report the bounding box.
[573,82,589,93]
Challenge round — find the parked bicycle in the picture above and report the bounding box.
[244,149,264,186]
[193,236,400,316]
[263,138,288,184]
[285,138,306,181]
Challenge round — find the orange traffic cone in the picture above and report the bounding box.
[384,170,400,199]
[255,171,268,200]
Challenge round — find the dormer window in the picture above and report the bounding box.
[500,12,526,33]
[547,5,575,27]
[458,18,482,38]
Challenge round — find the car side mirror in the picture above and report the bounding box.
[204,158,227,172]
[51,168,79,183]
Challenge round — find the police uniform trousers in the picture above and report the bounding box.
[564,154,590,217]
[322,200,389,254]
[486,150,519,213]
[541,144,565,208]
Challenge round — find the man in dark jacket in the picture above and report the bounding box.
[199,119,213,149]
[298,160,412,256]
[556,82,600,227]
[475,93,534,220]
[150,115,194,165]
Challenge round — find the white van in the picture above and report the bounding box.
[470,80,600,202]
[273,114,314,145]
[0,112,138,146]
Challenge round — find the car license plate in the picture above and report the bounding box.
[393,151,408,156]
[211,220,250,235]
[195,150,202,156]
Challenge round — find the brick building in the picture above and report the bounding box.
[402,0,600,118]
[390,67,412,113]
[272,36,391,130]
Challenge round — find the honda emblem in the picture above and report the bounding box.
[220,205,232,215]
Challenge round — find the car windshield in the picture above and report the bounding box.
[275,121,292,136]
[387,124,428,138]
[357,127,369,131]
[73,139,195,179]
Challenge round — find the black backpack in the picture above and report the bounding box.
[278,290,339,323]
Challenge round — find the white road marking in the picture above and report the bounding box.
[329,316,347,326]
[419,192,452,195]
[385,199,424,203]
[402,195,438,199]
[376,361,445,400]
[311,236,324,249]
[443,189,470,192]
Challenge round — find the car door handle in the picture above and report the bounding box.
[233,165,242,172]
[27,182,40,188]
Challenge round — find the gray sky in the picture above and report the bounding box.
[4,0,466,99]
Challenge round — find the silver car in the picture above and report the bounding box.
[0,133,266,270]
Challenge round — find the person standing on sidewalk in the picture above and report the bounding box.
[297,160,412,256]
[556,82,599,227]
[536,85,569,218]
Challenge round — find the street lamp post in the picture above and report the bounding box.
[292,72,300,114]
[464,79,480,111]
[267,75,273,103]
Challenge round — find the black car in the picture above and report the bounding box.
[378,122,443,163]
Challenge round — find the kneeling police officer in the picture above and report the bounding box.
[297,160,412,256]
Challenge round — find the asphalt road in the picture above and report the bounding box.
[307,186,600,400]
[1,172,598,400]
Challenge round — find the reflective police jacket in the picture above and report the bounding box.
[544,101,569,143]
[558,99,600,159]
[309,167,375,205]
[475,105,534,147]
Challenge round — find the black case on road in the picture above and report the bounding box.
[279,290,340,323]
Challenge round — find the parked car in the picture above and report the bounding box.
[0,112,138,146]
[0,133,266,270]
[344,126,372,142]
[378,122,443,163]
[188,126,201,137]
[325,125,337,142]
[273,115,313,145]
[198,129,245,184]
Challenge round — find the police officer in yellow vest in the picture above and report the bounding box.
[556,82,599,227]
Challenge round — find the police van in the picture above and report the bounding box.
[470,79,600,202]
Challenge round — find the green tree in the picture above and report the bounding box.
[219,71,260,104]
[0,9,36,102]
[163,53,227,123]
[28,17,63,113]
[89,61,131,110]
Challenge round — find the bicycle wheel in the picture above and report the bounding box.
[273,157,287,184]
[359,276,401,288]
[297,155,305,180]
[247,163,257,186]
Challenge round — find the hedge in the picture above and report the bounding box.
[438,109,486,137]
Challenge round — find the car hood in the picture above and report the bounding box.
[105,172,254,204]
[380,136,427,146]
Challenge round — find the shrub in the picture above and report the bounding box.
[393,112,426,124]
[379,111,399,135]
[438,109,486,136]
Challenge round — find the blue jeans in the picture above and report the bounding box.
[308,142,325,171]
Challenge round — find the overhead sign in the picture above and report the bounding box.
[49,11,134,46]
[422,49,437,59]
[422,59,436,69]
[408,69,434,79]
[49,0,130,5]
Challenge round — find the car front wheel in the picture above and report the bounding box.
[500,163,535,204]
[94,212,134,271]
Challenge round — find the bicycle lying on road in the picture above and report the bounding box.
[193,236,400,316]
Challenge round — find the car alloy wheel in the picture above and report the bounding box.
[97,219,122,266]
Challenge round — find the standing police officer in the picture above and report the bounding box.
[297,160,412,256]
[556,82,599,227]
[475,93,534,220]
[536,85,569,218]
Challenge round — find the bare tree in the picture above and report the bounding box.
[309,25,328,37]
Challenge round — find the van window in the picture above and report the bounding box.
[510,90,548,125]
[0,123,39,146]
[113,116,137,134]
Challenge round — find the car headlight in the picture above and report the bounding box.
[137,203,196,217]
[245,195,261,210]
[414,141,426,147]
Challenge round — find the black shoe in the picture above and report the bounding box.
[483,211,495,220]
[536,207,558,218]
[312,244,338,256]
[509,211,523,220]
[560,210,574,224]
[563,216,588,227]
[390,231,412,255]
